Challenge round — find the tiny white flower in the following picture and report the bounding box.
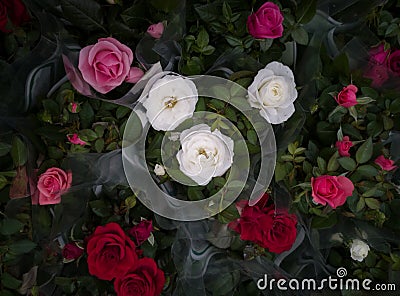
[350,239,370,262]
[176,124,234,185]
[154,164,166,176]
[247,61,298,124]
[143,74,198,131]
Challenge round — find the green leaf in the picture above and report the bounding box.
[311,212,337,229]
[246,130,257,145]
[356,97,375,105]
[356,138,373,164]
[0,219,24,236]
[0,175,7,191]
[327,151,340,172]
[11,136,27,166]
[48,146,64,160]
[187,187,205,201]
[295,0,317,24]
[149,0,180,12]
[365,198,380,210]
[356,165,378,178]
[79,129,98,142]
[317,157,327,173]
[94,138,104,153]
[222,2,232,20]
[89,200,111,217]
[79,102,94,128]
[61,0,105,32]
[291,26,309,45]
[1,273,22,290]
[361,87,378,100]
[356,197,365,212]
[196,29,209,49]
[9,240,36,255]
[337,157,357,171]
[0,143,12,157]
[116,106,130,119]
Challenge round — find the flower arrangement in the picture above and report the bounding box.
[0,0,400,295]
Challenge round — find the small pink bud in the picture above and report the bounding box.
[147,22,164,39]
[67,134,87,146]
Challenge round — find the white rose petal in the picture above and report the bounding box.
[154,164,166,176]
[143,75,198,131]
[350,239,370,262]
[247,61,298,124]
[176,124,234,185]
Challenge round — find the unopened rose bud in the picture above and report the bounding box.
[147,22,164,39]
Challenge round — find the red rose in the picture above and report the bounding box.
[114,257,165,296]
[388,49,400,76]
[335,84,358,108]
[0,0,30,33]
[86,223,138,281]
[374,155,398,171]
[247,2,284,39]
[62,242,84,260]
[128,220,153,246]
[228,194,297,254]
[335,136,353,157]
[311,175,354,209]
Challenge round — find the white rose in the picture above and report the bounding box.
[154,164,166,176]
[176,124,234,185]
[350,239,370,262]
[247,61,298,124]
[142,74,198,131]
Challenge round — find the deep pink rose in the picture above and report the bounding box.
[374,155,398,171]
[388,50,400,76]
[147,22,164,39]
[369,44,390,65]
[364,64,389,88]
[67,133,86,146]
[311,175,354,209]
[247,2,283,39]
[37,168,72,205]
[335,136,353,157]
[62,242,84,260]
[128,220,153,246]
[335,84,358,108]
[78,37,134,94]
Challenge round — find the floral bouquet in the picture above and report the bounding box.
[0,0,400,295]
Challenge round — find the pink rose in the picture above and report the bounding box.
[388,50,400,76]
[247,2,283,39]
[335,136,353,157]
[311,175,354,209]
[78,37,134,94]
[125,67,144,83]
[128,220,153,246]
[335,84,358,108]
[37,168,72,205]
[374,155,398,171]
[147,22,164,39]
[369,44,390,65]
[67,134,87,146]
[62,242,84,260]
[70,102,78,113]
